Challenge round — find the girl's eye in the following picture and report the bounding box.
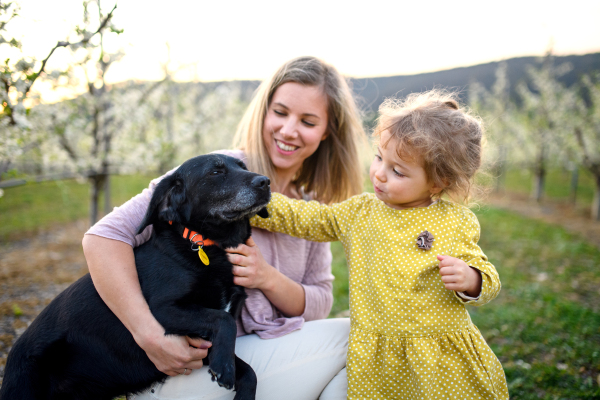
[393,169,405,177]
[274,110,286,116]
[302,120,316,127]
[374,154,382,161]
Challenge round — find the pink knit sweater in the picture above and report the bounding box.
[85,150,334,339]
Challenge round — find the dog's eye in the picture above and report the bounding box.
[211,170,224,175]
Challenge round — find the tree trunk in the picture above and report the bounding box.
[0,159,12,181]
[532,141,546,202]
[494,146,507,193]
[89,173,106,226]
[593,174,600,221]
[533,168,545,203]
[89,175,100,227]
[104,174,111,215]
[104,174,112,215]
[570,166,579,205]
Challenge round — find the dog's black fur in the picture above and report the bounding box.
[0,154,270,400]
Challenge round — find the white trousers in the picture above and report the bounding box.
[129,318,350,400]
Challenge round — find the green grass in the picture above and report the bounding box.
[502,167,596,206]
[329,206,600,398]
[0,175,154,239]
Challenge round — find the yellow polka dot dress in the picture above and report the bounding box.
[251,193,508,399]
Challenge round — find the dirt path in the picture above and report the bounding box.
[0,193,598,383]
[486,192,600,249]
[0,220,90,381]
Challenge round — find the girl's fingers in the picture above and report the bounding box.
[439,266,456,276]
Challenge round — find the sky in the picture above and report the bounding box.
[8,0,600,101]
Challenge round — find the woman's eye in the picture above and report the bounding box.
[274,110,286,116]
[302,120,316,127]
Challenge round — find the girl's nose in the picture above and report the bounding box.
[375,165,386,182]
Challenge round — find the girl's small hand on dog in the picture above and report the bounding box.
[437,255,482,297]
[226,237,274,290]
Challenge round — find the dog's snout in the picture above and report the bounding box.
[252,176,270,189]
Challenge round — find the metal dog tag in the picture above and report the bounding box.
[198,247,210,265]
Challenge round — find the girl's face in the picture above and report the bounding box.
[263,82,329,180]
[369,130,442,210]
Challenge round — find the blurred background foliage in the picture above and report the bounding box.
[1,1,600,398]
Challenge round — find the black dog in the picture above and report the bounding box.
[0,154,270,400]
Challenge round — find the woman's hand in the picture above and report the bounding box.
[134,322,211,377]
[437,255,482,297]
[83,235,210,376]
[226,236,306,316]
[226,237,275,290]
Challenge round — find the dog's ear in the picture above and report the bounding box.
[257,207,269,219]
[137,175,191,234]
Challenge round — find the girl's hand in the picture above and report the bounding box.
[437,255,482,297]
[226,237,275,290]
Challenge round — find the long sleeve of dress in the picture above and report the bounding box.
[452,208,501,306]
[251,192,364,243]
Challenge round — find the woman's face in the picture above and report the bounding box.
[262,82,329,180]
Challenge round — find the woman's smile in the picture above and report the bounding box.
[274,139,299,153]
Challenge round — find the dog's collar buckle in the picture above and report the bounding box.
[169,221,217,266]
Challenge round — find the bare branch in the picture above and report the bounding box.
[23,3,117,99]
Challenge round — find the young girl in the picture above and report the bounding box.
[251,91,509,399]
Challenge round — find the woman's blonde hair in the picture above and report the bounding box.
[373,90,484,203]
[233,56,366,204]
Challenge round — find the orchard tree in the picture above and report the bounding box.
[469,62,518,192]
[515,54,574,202]
[0,0,116,179]
[573,74,600,220]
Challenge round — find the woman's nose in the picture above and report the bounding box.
[280,118,298,139]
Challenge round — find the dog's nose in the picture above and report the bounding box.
[252,176,270,189]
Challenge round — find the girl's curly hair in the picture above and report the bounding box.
[373,90,484,203]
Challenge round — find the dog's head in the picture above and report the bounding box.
[137,154,270,234]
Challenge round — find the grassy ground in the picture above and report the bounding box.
[329,206,600,399]
[0,175,154,239]
[501,167,596,208]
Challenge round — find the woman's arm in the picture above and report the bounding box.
[83,235,210,376]
[83,168,209,375]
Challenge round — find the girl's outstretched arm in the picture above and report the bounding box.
[251,192,364,242]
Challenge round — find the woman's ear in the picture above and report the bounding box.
[137,175,188,234]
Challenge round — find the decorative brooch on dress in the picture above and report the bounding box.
[416,230,434,250]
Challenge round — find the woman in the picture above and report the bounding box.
[83,56,367,399]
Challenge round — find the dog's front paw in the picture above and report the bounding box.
[208,358,235,390]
